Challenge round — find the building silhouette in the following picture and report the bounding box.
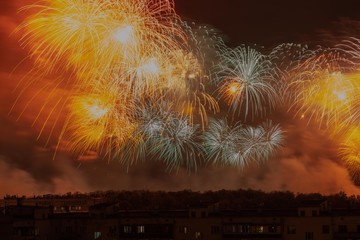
[1,193,360,240]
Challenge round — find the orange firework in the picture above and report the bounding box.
[340,126,360,185]
[18,0,186,78]
[60,81,137,161]
[289,50,358,133]
[164,50,219,127]
[292,71,356,129]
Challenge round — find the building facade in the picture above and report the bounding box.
[1,198,360,240]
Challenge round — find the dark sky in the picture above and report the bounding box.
[0,0,360,196]
[175,0,360,46]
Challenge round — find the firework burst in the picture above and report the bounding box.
[151,115,202,172]
[340,126,360,185]
[213,46,278,120]
[269,43,316,105]
[289,50,358,131]
[203,119,283,167]
[164,49,219,128]
[18,0,186,78]
[202,118,244,166]
[61,82,137,161]
[15,0,290,174]
[240,121,284,163]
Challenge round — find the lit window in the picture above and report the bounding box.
[137,225,145,233]
[94,231,101,239]
[179,226,187,234]
[256,226,264,233]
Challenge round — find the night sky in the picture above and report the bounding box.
[0,0,360,196]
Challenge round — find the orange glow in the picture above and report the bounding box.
[228,82,240,94]
[136,58,160,76]
[82,98,110,120]
[218,80,242,107]
[294,71,357,128]
[334,90,347,101]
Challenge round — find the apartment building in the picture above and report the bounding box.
[1,197,360,240]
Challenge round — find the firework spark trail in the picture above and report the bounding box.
[213,46,278,120]
[337,37,360,67]
[340,126,360,185]
[202,118,244,166]
[110,101,172,167]
[336,38,360,126]
[17,0,110,74]
[16,0,290,173]
[268,43,316,105]
[118,101,203,172]
[203,119,283,167]
[18,0,187,78]
[136,102,202,172]
[289,50,358,132]
[150,115,202,172]
[240,121,283,163]
[62,81,138,162]
[164,49,219,128]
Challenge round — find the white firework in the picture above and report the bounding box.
[203,119,283,167]
[151,116,202,172]
[202,118,244,166]
[241,121,284,162]
[213,46,278,120]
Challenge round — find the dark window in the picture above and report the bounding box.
[211,225,220,234]
[312,210,317,216]
[357,225,360,233]
[287,226,296,234]
[66,226,72,233]
[338,225,347,233]
[305,232,314,240]
[109,226,116,234]
[269,225,277,233]
[201,211,206,218]
[191,211,196,218]
[322,225,330,234]
[241,225,250,233]
[123,226,132,233]
[300,210,305,216]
